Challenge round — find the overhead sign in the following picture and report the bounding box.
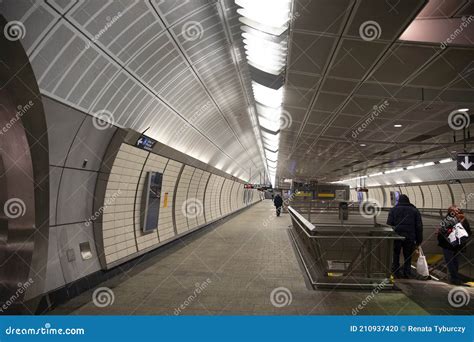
[244,184,272,189]
[136,135,157,151]
[457,153,474,171]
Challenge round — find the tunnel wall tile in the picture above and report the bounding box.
[186,168,204,229]
[197,171,211,226]
[175,165,195,234]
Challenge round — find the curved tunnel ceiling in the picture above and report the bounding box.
[0,0,268,183]
[276,0,474,184]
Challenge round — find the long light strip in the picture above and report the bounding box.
[236,0,291,186]
[332,158,454,184]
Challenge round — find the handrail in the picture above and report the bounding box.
[288,206,404,240]
[288,206,315,231]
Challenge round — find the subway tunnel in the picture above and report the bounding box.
[0,0,473,316]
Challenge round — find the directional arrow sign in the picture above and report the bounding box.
[457,153,474,171]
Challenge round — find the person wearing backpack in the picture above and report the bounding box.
[386,194,423,278]
[437,206,471,285]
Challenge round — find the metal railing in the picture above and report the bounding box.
[283,199,360,219]
[288,206,404,289]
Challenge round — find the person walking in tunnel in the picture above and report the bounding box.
[387,194,423,279]
[273,193,283,217]
[437,206,471,285]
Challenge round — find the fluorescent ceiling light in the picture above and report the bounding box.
[252,82,284,108]
[265,150,279,160]
[407,164,423,170]
[385,168,403,174]
[236,0,291,31]
[423,162,435,166]
[394,124,402,128]
[439,158,453,163]
[369,172,383,177]
[236,0,291,188]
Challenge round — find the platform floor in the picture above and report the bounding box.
[49,200,473,315]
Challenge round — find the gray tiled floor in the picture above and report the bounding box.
[51,201,436,315]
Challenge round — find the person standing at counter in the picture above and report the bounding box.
[387,194,423,278]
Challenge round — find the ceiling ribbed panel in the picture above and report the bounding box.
[0,0,267,182]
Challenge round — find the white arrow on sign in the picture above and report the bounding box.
[460,156,473,169]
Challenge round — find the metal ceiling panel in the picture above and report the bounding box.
[1,0,267,182]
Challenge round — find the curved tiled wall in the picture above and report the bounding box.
[99,143,263,268]
[350,181,474,210]
[42,97,263,296]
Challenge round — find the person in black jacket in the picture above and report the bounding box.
[386,194,423,278]
[437,206,471,285]
[273,193,283,217]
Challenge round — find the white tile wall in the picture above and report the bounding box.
[204,174,217,222]
[382,187,391,206]
[220,179,233,216]
[211,176,225,219]
[102,143,147,265]
[134,152,168,251]
[450,183,465,209]
[197,171,210,226]
[368,187,382,206]
[438,184,453,209]
[420,185,433,208]
[186,168,204,229]
[350,189,357,202]
[100,144,260,268]
[237,184,244,208]
[157,159,183,242]
[461,182,474,210]
[230,181,240,211]
[411,186,423,208]
[174,165,195,234]
[429,184,442,209]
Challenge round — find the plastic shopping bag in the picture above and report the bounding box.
[448,222,469,247]
[416,247,429,277]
